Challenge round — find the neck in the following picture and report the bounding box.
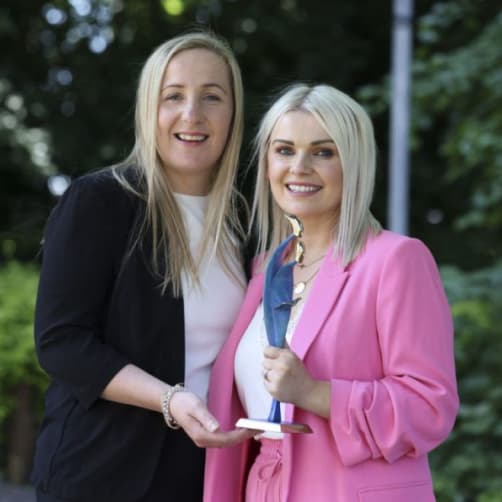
[296,220,335,261]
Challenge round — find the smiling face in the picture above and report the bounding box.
[156,48,234,195]
[267,110,343,231]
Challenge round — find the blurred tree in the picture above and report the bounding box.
[356,2,502,499]
[0,261,47,482]
[4,1,499,266]
[412,3,502,269]
[0,0,413,260]
[433,263,502,501]
[359,0,502,269]
[1,0,502,497]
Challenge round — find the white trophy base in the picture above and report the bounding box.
[236,417,312,434]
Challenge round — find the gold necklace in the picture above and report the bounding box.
[293,266,320,295]
[297,253,325,269]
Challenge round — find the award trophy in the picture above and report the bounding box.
[236,215,313,434]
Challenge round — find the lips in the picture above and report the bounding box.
[286,183,321,193]
[175,133,208,142]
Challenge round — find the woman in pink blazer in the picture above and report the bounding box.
[204,83,459,501]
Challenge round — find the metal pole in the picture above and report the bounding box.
[388,0,413,235]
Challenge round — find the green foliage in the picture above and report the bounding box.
[0,0,396,259]
[0,261,47,425]
[358,1,502,269]
[1,0,501,496]
[413,7,502,236]
[430,263,502,501]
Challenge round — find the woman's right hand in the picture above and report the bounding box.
[169,391,255,448]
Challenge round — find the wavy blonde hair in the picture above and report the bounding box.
[112,31,245,295]
[251,83,381,266]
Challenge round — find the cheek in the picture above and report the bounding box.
[266,165,278,186]
[266,153,280,181]
[328,163,343,186]
[157,108,170,131]
[267,162,287,189]
[223,114,233,140]
[213,111,233,148]
[267,171,284,202]
[336,166,344,188]
[220,106,234,129]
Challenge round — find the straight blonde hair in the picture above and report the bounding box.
[251,83,381,266]
[112,31,245,295]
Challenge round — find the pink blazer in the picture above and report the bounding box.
[204,231,459,502]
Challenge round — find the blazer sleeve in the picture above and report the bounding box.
[329,238,459,466]
[34,173,132,409]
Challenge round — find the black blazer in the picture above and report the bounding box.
[31,169,207,501]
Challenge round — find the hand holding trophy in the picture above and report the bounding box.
[236,214,313,434]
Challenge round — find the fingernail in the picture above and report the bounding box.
[208,420,219,432]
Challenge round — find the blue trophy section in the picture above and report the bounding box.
[263,233,297,423]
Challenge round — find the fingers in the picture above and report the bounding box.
[168,391,255,448]
[263,345,296,361]
[183,418,256,448]
[210,427,257,447]
[263,345,282,358]
[191,403,220,433]
[262,346,297,376]
[169,391,219,432]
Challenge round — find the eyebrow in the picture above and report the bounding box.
[161,83,228,94]
[271,139,334,146]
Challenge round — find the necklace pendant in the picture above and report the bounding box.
[295,241,305,265]
[294,281,306,295]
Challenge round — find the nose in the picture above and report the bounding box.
[181,97,202,122]
[289,153,311,174]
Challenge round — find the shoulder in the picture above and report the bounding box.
[365,230,432,257]
[69,167,133,201]
[356,230,438,273]
[60,167,142,216]
[45,167,142,240]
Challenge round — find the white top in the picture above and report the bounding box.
[234,301,304,438]
[175,193,245,403]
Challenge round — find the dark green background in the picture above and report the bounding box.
[1,1,501,499]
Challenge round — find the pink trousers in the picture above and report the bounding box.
[245,438,284,502]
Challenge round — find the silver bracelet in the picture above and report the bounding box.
[160,383,184,429]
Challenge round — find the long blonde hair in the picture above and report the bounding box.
[112,31,245,295]
[251,83,381,266]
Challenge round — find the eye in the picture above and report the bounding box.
[275,146,294,156]
[163,92,183,102]
[314,148,336,158]
[204,93,223,102]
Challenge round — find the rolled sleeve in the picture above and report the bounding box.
[329,238,459,466]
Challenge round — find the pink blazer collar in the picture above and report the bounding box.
[291,248,349,359]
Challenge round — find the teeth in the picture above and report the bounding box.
[288,184,319,193]
[177,133,206,141]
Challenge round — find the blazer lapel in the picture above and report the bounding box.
[290,250,349,361]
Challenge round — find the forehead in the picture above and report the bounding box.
[270,110,328,141]
[163,48,231,88]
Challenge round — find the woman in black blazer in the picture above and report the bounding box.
[31,31,253,502]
